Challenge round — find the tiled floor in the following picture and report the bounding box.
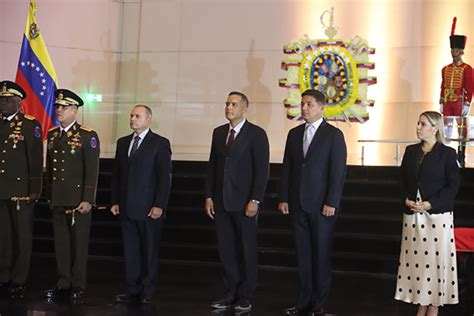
[0,257,470,316]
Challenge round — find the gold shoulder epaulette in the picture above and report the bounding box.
[48,126,60,132]
[24,114,36,121]
[80,125,93,132]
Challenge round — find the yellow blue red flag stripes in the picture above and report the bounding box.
[15,0,58,139]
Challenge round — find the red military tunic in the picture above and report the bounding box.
[440,62,473,116]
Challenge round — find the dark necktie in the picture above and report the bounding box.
[130,135,140,157]
[226,129,235,149]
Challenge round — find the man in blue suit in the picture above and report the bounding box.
[110,104,172,304]
[205,91,269,313]
[278,89,347,316]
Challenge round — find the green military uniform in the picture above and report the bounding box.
[46,93,100,291]
[0,82,43,290]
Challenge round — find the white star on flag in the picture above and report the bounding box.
[36,67,40,71]
[21,62,25,67]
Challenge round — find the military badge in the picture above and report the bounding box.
[34,126,41,138]
[9,134,25,149]
[90,137,97,149]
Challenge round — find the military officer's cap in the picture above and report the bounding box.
[54,89,84,107]
[450,17,467,50]
[0,81,26,99]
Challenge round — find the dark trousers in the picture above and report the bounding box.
[52,206,91,289]
[0,200,34,285]
[121,216,163,297]
[291,208,336,310]
[215,210,258,300]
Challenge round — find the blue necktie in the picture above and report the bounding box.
[303,124,315,157]
[130,136,140,157]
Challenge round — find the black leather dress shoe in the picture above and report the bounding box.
[45,287,71,299]
[283,306,309,315]
[234,298,252,312]
[210,295,237,310]
[140,296,153,304]
[71,287,85,299]
[115,293,138,304]
[310,307,326,316]
[8,283,26,299]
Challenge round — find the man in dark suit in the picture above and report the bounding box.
[205,91,270,313]
[278,89,347,316]
[111,104,172,304]
[0,81,43,299]
[45,89,100,302]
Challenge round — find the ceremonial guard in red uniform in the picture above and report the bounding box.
[440,17,473,166]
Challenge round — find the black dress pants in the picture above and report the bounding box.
[121,216,163,298]
[215,210,258,300]
[291,208,336,310]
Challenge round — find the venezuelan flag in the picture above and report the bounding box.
[15,0,58,139]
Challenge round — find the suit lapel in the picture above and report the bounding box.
[230,120,249,151]
[295,123,305,161]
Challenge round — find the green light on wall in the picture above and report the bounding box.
[85,93,103,103]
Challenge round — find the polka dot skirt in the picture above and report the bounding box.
[394,212,458,306]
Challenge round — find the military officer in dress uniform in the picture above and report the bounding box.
[44,89,100,302]
[0,81,43,299]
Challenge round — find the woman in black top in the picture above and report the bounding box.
[394,111,460,316]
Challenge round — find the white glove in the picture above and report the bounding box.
[439,103,443,113]
[462,103,470,116]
